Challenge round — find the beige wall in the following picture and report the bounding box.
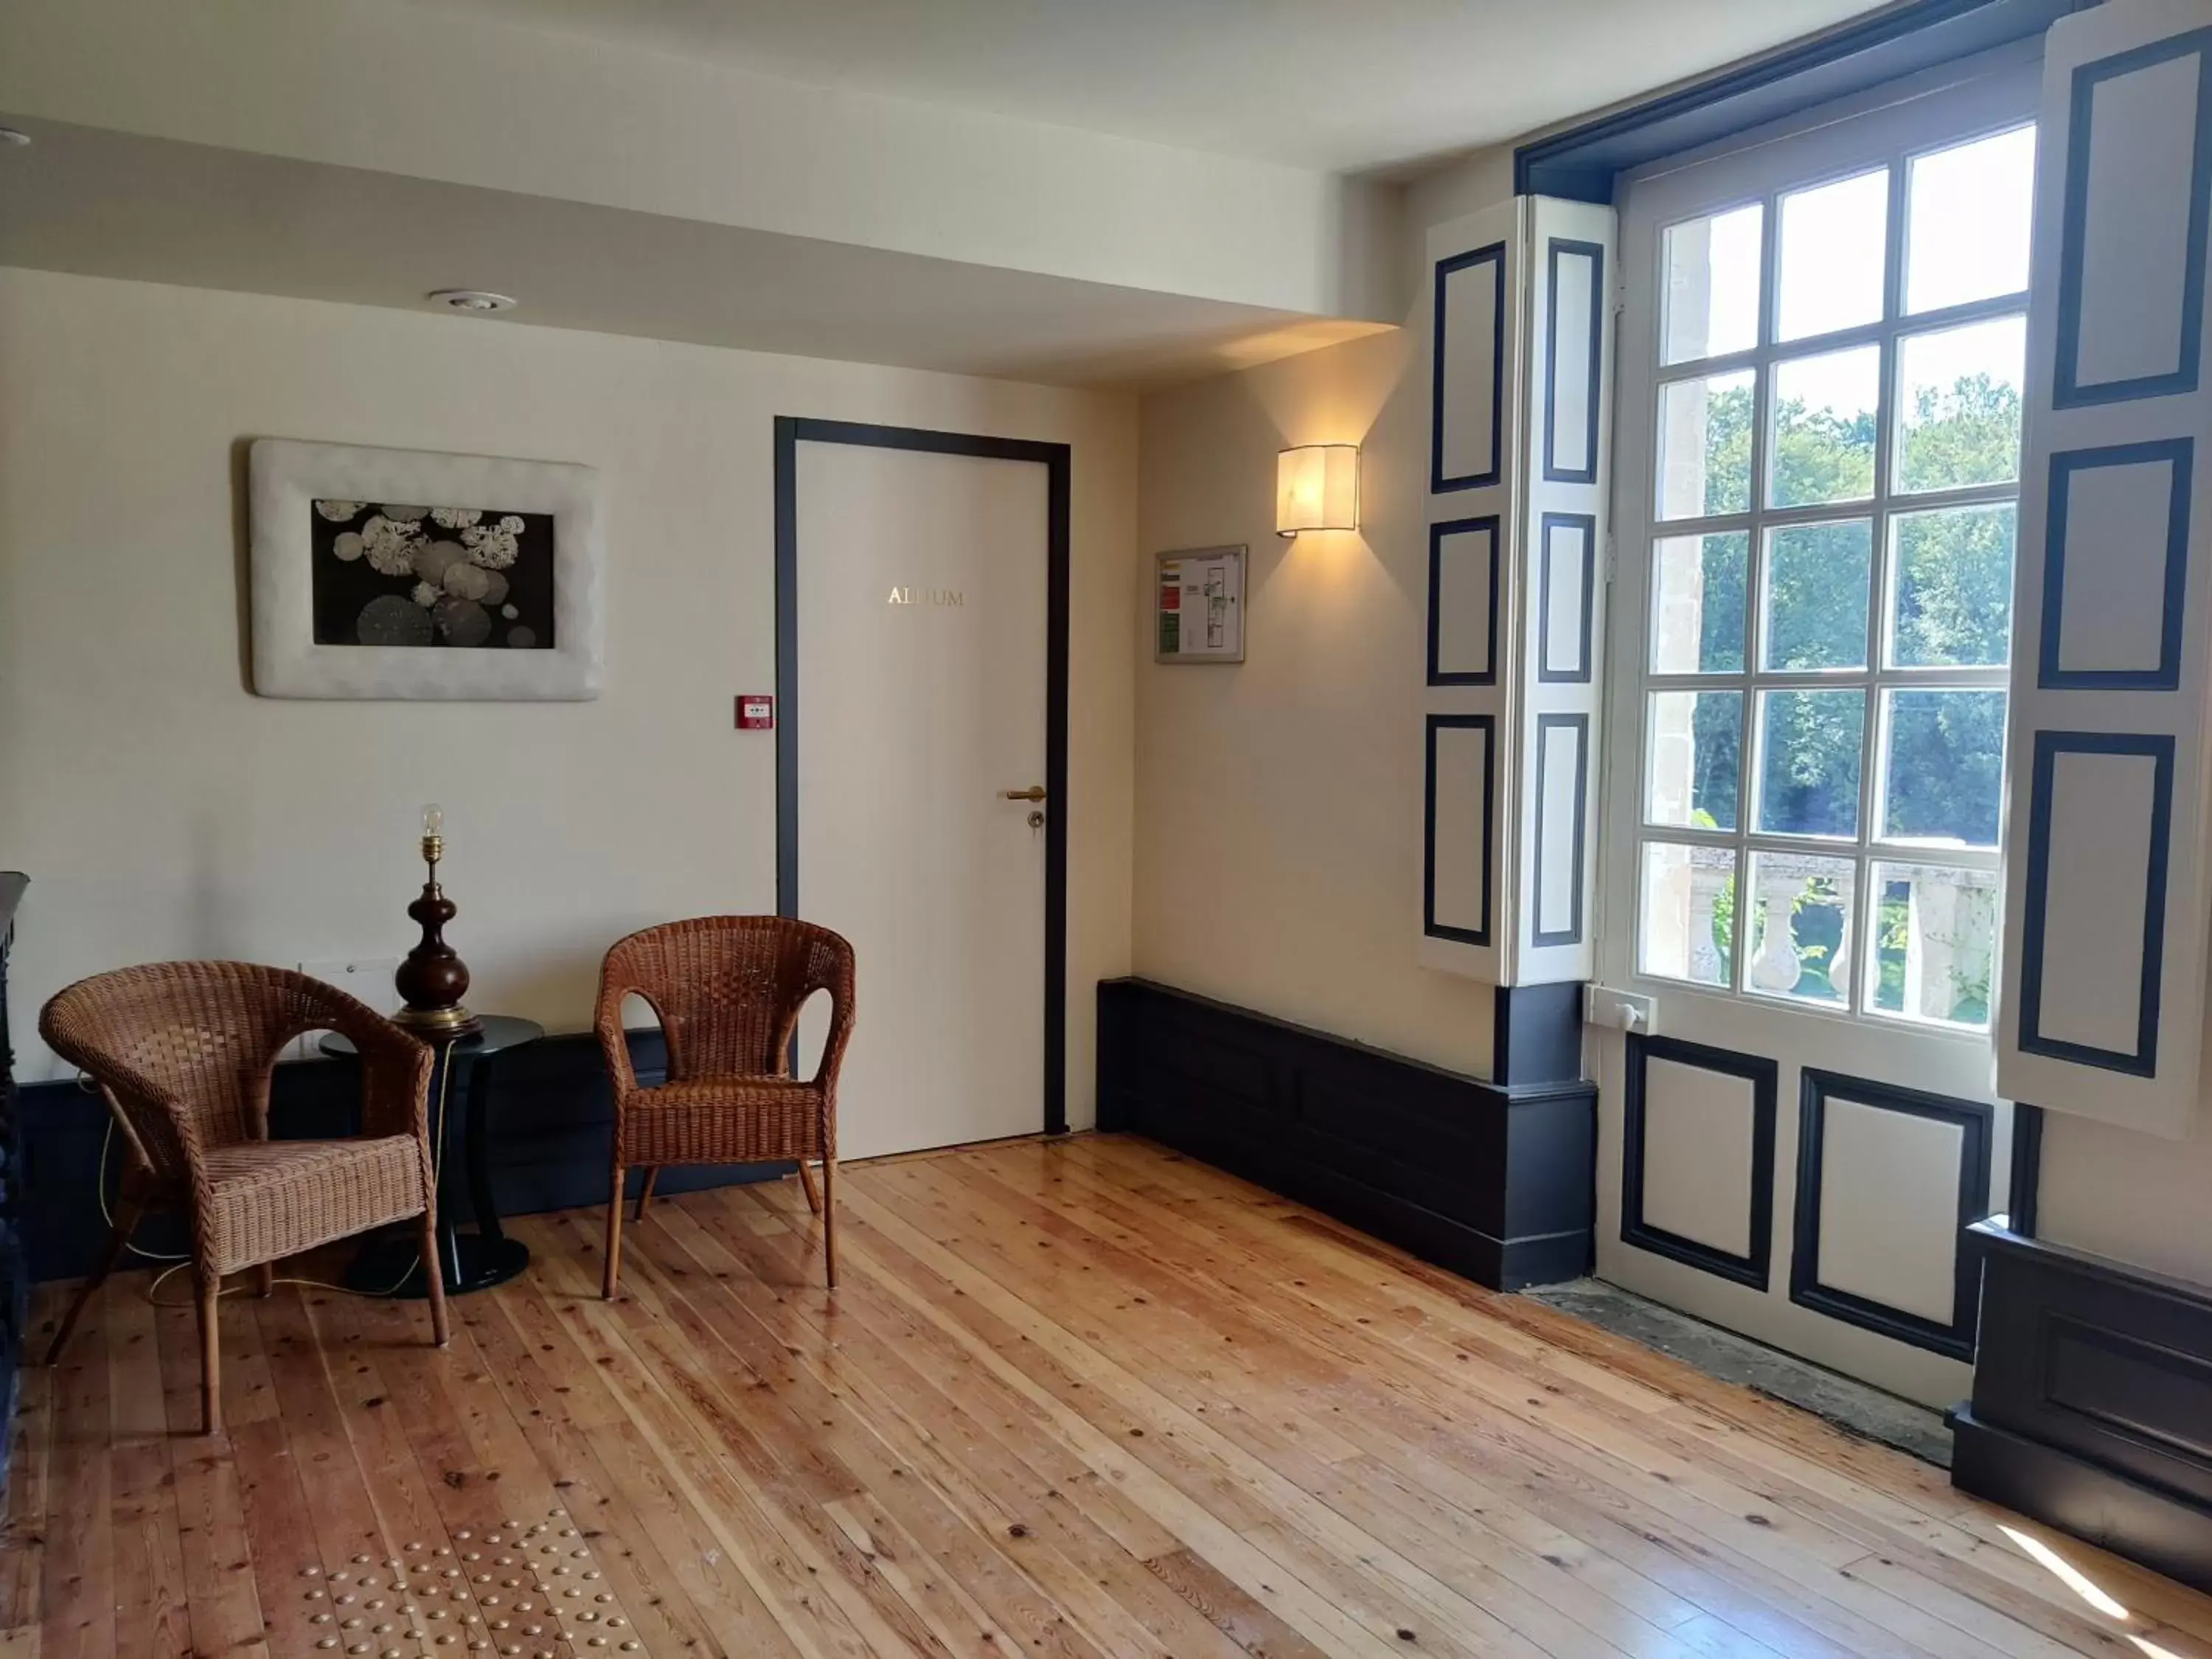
[1133,327,1503,1077]
[0,268,1138,1125]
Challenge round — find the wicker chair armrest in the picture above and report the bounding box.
[594,974,643,1097]
[36,1004,204,1171]
[810,978,858,1094]
[321,1002,434,1141]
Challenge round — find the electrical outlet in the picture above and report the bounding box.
[295,958,401,1060]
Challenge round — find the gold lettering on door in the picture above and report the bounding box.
[885,587,965,607]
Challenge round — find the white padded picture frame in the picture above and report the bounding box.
[248,439,605,700]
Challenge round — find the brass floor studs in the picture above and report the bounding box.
[293,1503,636,1659]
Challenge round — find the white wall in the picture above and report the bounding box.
[0,268,1138,1127]
[2038,1114,2212,1282]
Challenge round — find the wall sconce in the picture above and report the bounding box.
[1276,444,1360,538]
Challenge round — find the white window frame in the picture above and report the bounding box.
[1601,51,2042,1040]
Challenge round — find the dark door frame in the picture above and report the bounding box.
[773,417,1073,1136]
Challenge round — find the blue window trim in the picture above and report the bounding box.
[1423,713,1496,947]
[2017,730,2174,1077]
[2039,439,2194,690]
[1536,512,1596,684]
[2053,28,2212,408]
[1543,240,1605,486]
[1427,515,1500,686]
[1430,243,1506,494]
[1514,0,2090,205]
[1530,712,1589,948]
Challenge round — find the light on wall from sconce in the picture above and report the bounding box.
[1276,444,1360,537]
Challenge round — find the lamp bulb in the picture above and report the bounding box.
[422,803,444,837]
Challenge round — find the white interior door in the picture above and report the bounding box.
[794,439,1050,1161]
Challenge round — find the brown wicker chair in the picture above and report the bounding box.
[595,916,856,1297]
[39,961,448,1433]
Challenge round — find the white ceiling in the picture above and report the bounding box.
[399,0,1890,174]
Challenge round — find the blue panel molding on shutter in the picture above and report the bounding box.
[2053,27,2212,408]
[1530,713,1590,948]
[2037,439,2194,690]
[1430,243,1508,493]
[1536,512,1596,684]
[1427,515,1501,687]
[2016,730,2174,1077]
[1543,239,1606,485]
[1424,713,1497,947]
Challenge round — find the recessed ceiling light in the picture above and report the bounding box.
[428,289,516,313]
[0,128,31,148]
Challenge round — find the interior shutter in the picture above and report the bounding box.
[1996,0,2212,1138]
[1419,197,1616,988]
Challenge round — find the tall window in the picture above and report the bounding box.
[1630,121,2035,1029]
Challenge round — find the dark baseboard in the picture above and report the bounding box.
[18,1029,786,1284]
[1096,978,1594,1291]
[1954,1220,2212,1593]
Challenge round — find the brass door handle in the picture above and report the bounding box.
[1000,786,1047,802]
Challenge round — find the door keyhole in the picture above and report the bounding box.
[1028,810,1045,831]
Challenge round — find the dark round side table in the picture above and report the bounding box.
[322,1014,544,1298]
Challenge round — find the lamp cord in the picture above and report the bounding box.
[81,1054,459,1306]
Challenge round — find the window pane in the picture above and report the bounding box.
[1778,168,1888,341]
[1756,689,1865,838]
[1906,126,2035,313]
[1761,519,1871,671]
[1879,689,2006,848]
[1663,204,1763,364]
[1641,841,1737,987]
[1889,502,2016,667]
[1870,861,1999,1027]
[1895,316,2025,493]
[1769,347,1879,507]
[1646,691,1742,830]
[1658,371,1754,519]
[1747,852,1856,1006]
[1651,532,1748,673]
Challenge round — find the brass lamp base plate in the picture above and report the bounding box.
[392,1004,482,1037]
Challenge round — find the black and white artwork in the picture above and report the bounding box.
[249,439,603,700]
[310,500,555,650]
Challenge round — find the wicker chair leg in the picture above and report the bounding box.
[254,1262,275,1298]
[796,1158,822,1215]
[197,1271,223,1436]
[822,1157,838,1290]
[420,1211,451,1347]
[46,1192,142,1366]
[633,1166,659,1224]
[603,1164,625,1300]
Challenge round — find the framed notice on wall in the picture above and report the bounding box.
[1154,545,1245,664]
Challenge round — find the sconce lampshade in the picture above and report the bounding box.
[1276,444,1360,537]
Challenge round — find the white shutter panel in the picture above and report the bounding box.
[1513,197,1616,986]
[1997,0,2212,1137]
[1419,197,1616,987]
[1420,201,1523,984]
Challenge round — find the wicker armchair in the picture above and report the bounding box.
[595,917,856,1296]
[40,961,448,1433]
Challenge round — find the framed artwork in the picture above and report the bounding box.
[248,439,605,699]
[1154,545,1245,664]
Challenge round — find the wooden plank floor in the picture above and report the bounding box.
[4,1132,2208,1659]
